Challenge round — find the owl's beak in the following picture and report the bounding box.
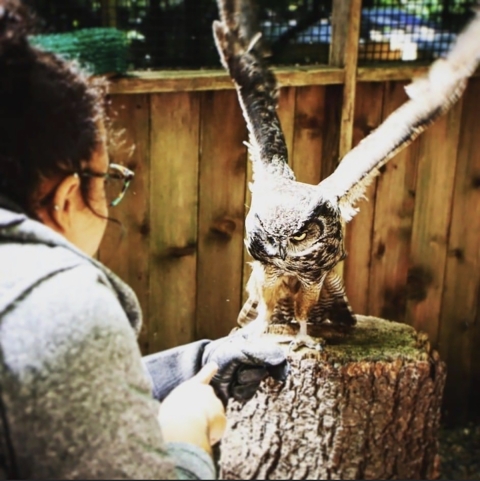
[278,240,287,260]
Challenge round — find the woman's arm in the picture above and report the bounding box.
[142,340,211,402]
[0,265,216,480]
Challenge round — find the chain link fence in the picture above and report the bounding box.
[24,0,475,69]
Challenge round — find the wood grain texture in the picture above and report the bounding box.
[344,82,385,315]
[368,81,419,322]
[291,86,326,184]
[196,90,248,340]
[149,92,200,352]
[277,87,297,159]
[321,85,344,179]
[405,96,464,345]
[220,317,445,480]
[330,0,354,67]
[107,65,476,95]
[438,77,480,424]
[99,94,151,354]
[108,67,345,94]
[322,84,346,279]
[330,0,362,158]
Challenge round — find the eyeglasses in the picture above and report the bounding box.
[80,163,135,207]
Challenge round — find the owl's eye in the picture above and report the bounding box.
[292,232,307,242]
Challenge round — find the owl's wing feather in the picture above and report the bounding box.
[237,296,259,327]
[319,7,480,221]
[213,0,294,181]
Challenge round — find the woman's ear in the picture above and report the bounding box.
[49,173,82,232]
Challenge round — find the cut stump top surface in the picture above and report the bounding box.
[264,315,433,364]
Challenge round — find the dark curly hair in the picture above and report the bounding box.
[0,0,108,216]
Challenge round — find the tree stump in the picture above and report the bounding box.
[219,316,446,480]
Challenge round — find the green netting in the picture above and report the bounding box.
[30,28,129,75]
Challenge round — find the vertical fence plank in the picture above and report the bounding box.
[368,81,419,322]
[277,86,297,157]
[344,82,385,315]
[438,78,480,423]
[292,86,326,183]
[196,90,248,340]
[99,94,151,354]
[321,84,346,279]
[404,97,464,345]
[320,85,343,179]
[149,92,200,352]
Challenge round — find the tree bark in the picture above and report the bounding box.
[219,316,446,480]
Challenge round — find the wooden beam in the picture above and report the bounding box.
[330,0,353,67]
[330,0,363,159]
[108,67,345,94]
[357,64,429,82]
[329,0,363,280]
[108,65,480,95]
[100,0,117,28]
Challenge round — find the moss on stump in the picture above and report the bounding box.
[219,315,446,480]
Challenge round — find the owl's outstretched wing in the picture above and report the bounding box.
[319,7,480,221]
[213,0,294,181]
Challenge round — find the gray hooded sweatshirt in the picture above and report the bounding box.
[0,196,215,480]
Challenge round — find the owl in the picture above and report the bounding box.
[213,0,480,345]
[240,178,356,342]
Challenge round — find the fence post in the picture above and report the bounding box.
[101,0,118,28]
[330,0,362,159]
[329,0,362,279]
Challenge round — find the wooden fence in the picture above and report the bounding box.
[99,68,480,423]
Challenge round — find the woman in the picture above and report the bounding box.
[0,1,288,479]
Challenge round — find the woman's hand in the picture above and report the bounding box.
[202,329,290,405]
[158,362,226,456]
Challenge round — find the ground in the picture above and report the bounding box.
[439,421,480,480]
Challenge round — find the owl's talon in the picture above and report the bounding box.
[288,334,325,353]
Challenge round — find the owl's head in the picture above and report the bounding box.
[245,182,345,275]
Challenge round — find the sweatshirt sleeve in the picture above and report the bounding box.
[142,339,211,402]
[0,265,216,480]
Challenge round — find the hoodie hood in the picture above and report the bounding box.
[0,195,142,334]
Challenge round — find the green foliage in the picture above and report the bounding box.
[31,28,129,75]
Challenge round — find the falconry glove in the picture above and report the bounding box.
[202,329,290,405]
[142,330,289,405]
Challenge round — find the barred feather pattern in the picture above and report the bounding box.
[213,2,294,182]
[238,270,356,330]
